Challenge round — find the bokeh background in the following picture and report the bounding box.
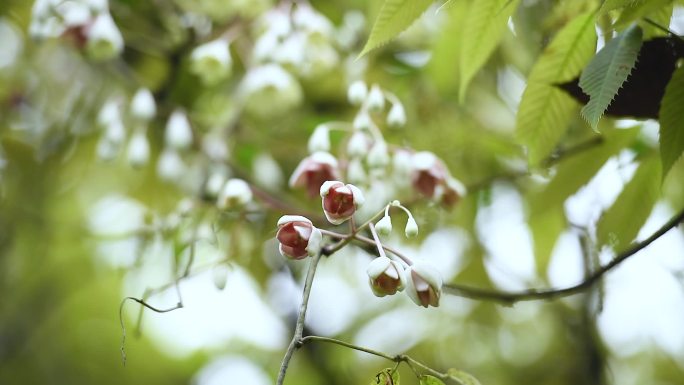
[1,0,684,384]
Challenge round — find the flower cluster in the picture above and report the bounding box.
[30,0,124,60]
[276,181,442,308]
[288,81,467,211]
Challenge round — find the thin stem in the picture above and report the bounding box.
[443,208,684,304]
[643,17,684,41]
[352,234,414,266]
[276,252,322,385]
[368,222,388,260]
[299,336,452,381]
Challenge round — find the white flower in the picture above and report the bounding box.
[367,141,389,168]
[103,119,126,144]
[126,130,150,168]
[156,148,185,181]
[352,112,372,131]
[190,39,232,85]
[97,99,121,127]
[292,5,334,37]
[204,168,228,198]
[252,153,284,191]
[347,131,369,158]
[212,264,230,290]
[86,12,124,60]
[165,110,193,150]
[367,256,405,297]
[307,124,330,153]
[217,178,252,210]
[366,84,385,111]
[56,1,91,27]
[387,102,406,127]
[346,157,367,185]
[347,80,368,105]
[405,260,442,308]
[96,136,119,161]
[130,88,156,121]
[240,64,303,117]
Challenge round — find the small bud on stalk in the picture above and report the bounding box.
[217,178,252,210]
[347,80,368,105]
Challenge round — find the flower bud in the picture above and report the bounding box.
[96,136,119,161]
[347,80,367,105]
[366,84,385,112]
[352,111,372,131]
[307,124,330,153]
[289,151,340,197]
[85,13,123,60]
[126,129,150,168]
[103,119,126,145]
[165,109,193,150]
[405,261,442,308]
[386,102,406,127]
[404,215,418,238]
[190,39,232,85]
[367,141,389,168]
[367,256,405,297]
[241,64,303,118]
[347,131,369,158]
[156,148,185,181]
[98,99,121,128]
[320,181,365,225]
[212,264,230,290]
[217,178,252,210]
[439,177,467,208]
[204,168,227,198]
[375,215,392,236]
[346,157,367,185]
[276,215,322,260]
[130,88,156,121]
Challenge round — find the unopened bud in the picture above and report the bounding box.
[366,84,385,112]
[375,215,392,236]
[367,141,389,168]
[190,39,232,85]
[404,215,418,238]
[347,80,367,105]
[353,112,372,131]
[320,181,365,225]
[130,88,156,121]
[104,119,126,145]
[217,178,252,210]
[212,264,230,290]
[387,102,406,127]
[165,110,193,150]
[85,13,124,60]
[346,157,367,185]
[307,124,330,153]
[347,131,369,158]
[126,129,150,168]
[157,148,185,181]
[276,215,322,259]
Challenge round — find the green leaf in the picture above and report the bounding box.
[359,0,434,57]
[459,0,520,101]
[579,25,643,130]
[597,156,661,250]
[659,66,684,180]
[516,12,597,165]
[532,128,639,216]
[529,205,566,278]
[447,369,482,385]
[420,375,446,385]
[613,0,672,31]
[428,0,469,94]
[371,368,400,385]
[599,0,647,14]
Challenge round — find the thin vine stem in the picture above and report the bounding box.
[276,251,323,385]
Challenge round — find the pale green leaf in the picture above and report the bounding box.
[599,0,647,14]
[428,0,468,93]
[529,205,566,278]
[659,66,684,180]
[360,0,434,57]
[371,368,400,385]
[447,369,482,385]
[458,0,520,101]
[532,128,639,216]
[420,375,446,385]
[613,0,672,32]
[597,156,661,250]
[516,12,597,165]
[579,25,643,130]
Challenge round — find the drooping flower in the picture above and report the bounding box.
[289,152,340,197]
[347,80,368,105]
[276,215,322,260]
[410,151,466,207]
[367,256,405,297]
[130,88,156,121]
[165,109,193,150]
[320,181,364,225]
[217,178,252,210]
[190,39,232,85]
[405,261,442,308]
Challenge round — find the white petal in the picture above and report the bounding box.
[366,256,392,279]
[306,227,323,256]
[277,215,311,227]
[347,184,365,207]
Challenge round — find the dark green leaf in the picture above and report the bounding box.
[659,66,684,180]
[579,25,643,130]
